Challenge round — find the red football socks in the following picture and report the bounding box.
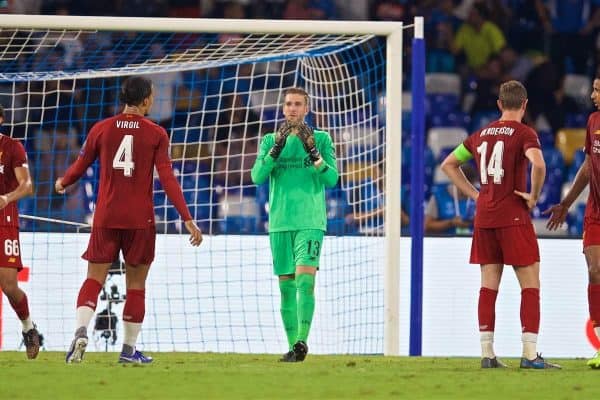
[123,289,145,323]
[478,287,498,332]
[76,278,103,310]
[9,292,30,321]
[588,284,600,327]
[520,288,540,334]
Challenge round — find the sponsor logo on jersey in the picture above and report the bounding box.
[8,257,15,263]
[116,120,140,129]
[594,129,600,135]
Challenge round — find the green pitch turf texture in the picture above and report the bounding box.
[0,352,598,399]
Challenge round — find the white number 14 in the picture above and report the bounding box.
[476,141,504,184]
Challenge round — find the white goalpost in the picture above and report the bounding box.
[0,14,404,355]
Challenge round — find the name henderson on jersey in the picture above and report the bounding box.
[480,126,515,136]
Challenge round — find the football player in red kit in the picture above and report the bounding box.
[442,80,559,369]
[0,104,40,359]
[545,76,600,368]
[57,76,202,364]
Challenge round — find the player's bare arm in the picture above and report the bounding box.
[544,155,590,230]
[515,147,545,210]
[184,220,203,247]
[441,153,479,201]
[0,165,33,210]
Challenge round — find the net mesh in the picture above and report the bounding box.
[0,27,389,354]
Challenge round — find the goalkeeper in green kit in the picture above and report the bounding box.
[251,87,339,362]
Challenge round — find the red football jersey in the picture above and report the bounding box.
[62,113,190,229]
[584,111,600,222]
[463,120,541,228]
[0,135,28,228]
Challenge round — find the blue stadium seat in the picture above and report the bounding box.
[326,196,348,235]
[567,203,586,236]
[219,216,258,234]
[427,93,459,114]
[568,149,586,180]
[565,112,587,128]
[543,148,565,176]
[437,146,455,164]
[470,111,499,131]
[538,130,555,150]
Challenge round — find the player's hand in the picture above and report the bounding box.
[184,220,203,246]
[0,195,9,210]
[297,122,321,163]
[514,190,537,211]
[55,177,66,194]
[269,120,292,159]
[542,203,569,231]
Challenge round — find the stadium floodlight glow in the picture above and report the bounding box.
[0,14,408,356]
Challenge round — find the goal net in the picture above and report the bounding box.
[0,16,403,354]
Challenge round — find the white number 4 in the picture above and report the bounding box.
[113,135,134,177]
[476,141,504,184]
[4,239,19,256]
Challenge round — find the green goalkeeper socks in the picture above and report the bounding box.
[296,273,316,343]
[278,279,298,350]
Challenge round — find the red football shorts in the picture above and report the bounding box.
[583,219,600,249]
[83,226,156,265]
[0,227,23,271]
[470,224,539,266]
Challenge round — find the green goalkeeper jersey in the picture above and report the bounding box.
[251,129,339,232]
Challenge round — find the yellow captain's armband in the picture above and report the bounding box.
[453,143,473,163]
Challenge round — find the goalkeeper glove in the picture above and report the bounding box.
[269,121,292,159]
[298,122,321,162]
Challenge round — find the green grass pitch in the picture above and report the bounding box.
[0,352,598,399]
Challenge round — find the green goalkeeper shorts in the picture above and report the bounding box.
[269,229,324,276]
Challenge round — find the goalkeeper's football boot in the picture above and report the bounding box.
[292,341,308,362]
[586,351,600,369]
[519,353,561,369]
[22,325,41,360]
[65,330,88,364]
[119,349,154,364]
[279,350,298,362]
[481,357,507,368]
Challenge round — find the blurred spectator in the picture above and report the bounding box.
[119,0,169,17]
[505,0,549,53]
[345,164,409,234]
[450,2,506,77]
[370,0,409,21]
[283,0,337,20]
[32,80,80,211]
[425,0,461,73]
[538,0,600,74]
[10,0,41,14]
[69,1,119,15]
[168,0,202,17]
[499,47,536,82]
[335,0,367,20]
[425,163,477,235]
[470,55,503,115]
[525,59,580,133]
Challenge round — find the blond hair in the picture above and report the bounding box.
[499,80,527,110]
